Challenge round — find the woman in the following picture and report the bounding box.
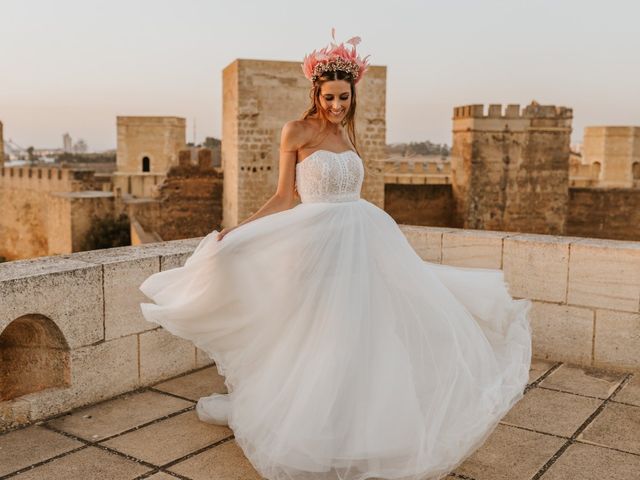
[139,29,532,480]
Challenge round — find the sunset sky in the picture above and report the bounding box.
[1,0,638,151]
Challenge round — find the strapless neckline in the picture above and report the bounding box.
[296,149,357,168]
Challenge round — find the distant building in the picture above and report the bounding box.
[582,126,640,188]
[62,133,72,153]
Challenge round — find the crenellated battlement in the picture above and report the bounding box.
[453,101,573,120]
[0,165,97,192]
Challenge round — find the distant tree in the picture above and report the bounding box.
[26,146,37,164]
[387,141,449,157]
[81,213,131,251]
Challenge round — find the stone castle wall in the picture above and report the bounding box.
[222,59,386,228]
[126,164,224,242]
[451,102,572,235]
[568,187,640,240]
[384,184,457,227]
[0,166,107,260]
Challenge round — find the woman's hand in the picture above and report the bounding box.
[216,226,237,241]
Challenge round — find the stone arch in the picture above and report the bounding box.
[593,161,601,177]
[0,314,71,401]
[632,162,640,180]
[142,156,151,172]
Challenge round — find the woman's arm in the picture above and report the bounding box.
[216,121,305,241]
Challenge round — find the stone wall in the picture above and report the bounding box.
[399,225,640,373]
[567,187,640,240]
[0,240,212,430]
[222,59,386,228]
[116,116,186,174]
[0,166,107,260]
[2,226,639,431]
[451,102,572,235]
[384,184,457,227]
[126,164,223,241]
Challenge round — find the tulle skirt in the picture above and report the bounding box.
[139,198,532,480]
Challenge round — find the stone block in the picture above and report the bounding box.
[169,440,262,479]
[154,366,228,401]
[568,238,640,313]
[196,347,215,368]
[0,257,103,348]
[101,410,232,466]
[46,390,192,441]
[501,387,602,437]
[613,374,640,406]
[529,301,594,365]
[594,309,640,371]
[528,358,557,385]
[67,241,200,340]
[578,402,640,454]
[503,234,570,302]
[539,363,626,399]
[441,229,508,268]
[399,225,453,263]
[456,423,564,480]
[20,335,139,421]
[139,328,196,384]
[8,446,150,479]
[0,425,84,477]
[541,442,640,480]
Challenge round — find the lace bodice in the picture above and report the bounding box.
[295,150,364,203]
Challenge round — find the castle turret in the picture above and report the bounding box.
[451,101,573,234]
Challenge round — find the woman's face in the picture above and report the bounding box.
[318,80,351,124]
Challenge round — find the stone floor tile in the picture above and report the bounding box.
[539,442,640,480]
[169,439,263,479]
[9,446,151,480]
[46,390,193,441]
[577,402,640,454]
[101,410,232,466]
[612,374,640,406]
[539,363,626,399]
[501,387,602,437]
[0,425,84,476]
[153,366,227,400]
[456,424,565,480]
[145,473,183,479]
[529,358,557,384]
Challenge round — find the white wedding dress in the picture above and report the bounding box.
[139,149,532,480]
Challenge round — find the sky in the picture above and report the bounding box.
[1,0,639,151]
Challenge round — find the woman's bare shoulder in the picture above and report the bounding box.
[281,119,318,150]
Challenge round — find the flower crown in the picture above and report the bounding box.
[301,28,371,85]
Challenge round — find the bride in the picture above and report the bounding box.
[140,29,532,480]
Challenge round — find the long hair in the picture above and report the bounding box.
[299,70,383,179]
[300,70,360,157]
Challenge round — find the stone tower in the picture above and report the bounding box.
[116,116,186,174]
[582,126,640,187]
[221,59,387,228]
[0,120,4,167]
[451,101,573,234]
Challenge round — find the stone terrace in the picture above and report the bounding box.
[0,360,639,479]
[1,225,640,478]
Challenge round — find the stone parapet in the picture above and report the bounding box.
[1,228,639,431]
